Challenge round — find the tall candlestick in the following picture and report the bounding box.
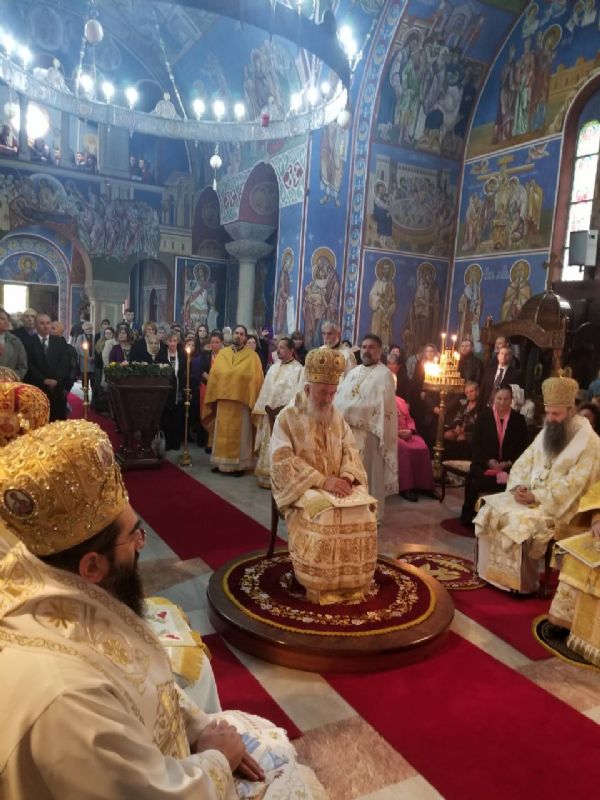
[451,334,457,353]
[178,344,192,467]
[82,339,89,420]
[441,332,446,351]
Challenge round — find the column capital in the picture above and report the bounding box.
[225,239,273,262]
[224,221,276,243]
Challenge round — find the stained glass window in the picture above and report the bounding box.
[563,119,600,281]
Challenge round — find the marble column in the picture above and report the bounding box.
[225,239,273,328]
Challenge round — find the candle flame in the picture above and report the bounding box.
[185,344,192,354]
[82,341,88,351]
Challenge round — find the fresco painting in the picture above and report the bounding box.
[468,0,600,158]
[365,143,458,257]
[448,252,549,352]
[273,202,304,335]
[458,137,560,256]
[302,246,341,349]
[358,251,448,355]
[0,252,57,285]
[174,257,232,331]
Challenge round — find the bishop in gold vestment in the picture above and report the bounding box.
[475,377,600,593]
[0,421,328,800]
[270,349,378,604]
[203,326,264,474]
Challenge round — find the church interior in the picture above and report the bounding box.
[2,1,600,798]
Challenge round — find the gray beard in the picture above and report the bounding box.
[306,403,334,425]
[543,418,572,459]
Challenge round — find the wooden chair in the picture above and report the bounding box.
[265,404,285,558]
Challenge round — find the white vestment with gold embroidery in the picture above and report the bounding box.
[334,363,399,520]
[270,392,378,604]
[475,416,600,592]
[252,359,304,488]
[0,530,328,800]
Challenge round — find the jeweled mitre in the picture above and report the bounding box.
[542,376,579,407]
[305,348,345,385]
[0,420,128,555]
[0,380,50,447]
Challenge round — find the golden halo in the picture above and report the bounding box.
[464,263,483,285]
[510,259,530,282]
[375,257,396,280]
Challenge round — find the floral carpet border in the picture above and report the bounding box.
[222,553,436,637]
[397,552,485,591]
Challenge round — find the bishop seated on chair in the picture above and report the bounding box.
[269,348,377,605]
[475,377,600,594]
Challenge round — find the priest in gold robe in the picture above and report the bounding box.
[475,377,600,593]
[203,324,264,475]
[252,336,304,488]
[270,348,378,604]
[548,480,600,667]
[334,334,398,523]
[0,421,328,800]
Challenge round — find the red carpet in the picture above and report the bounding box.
[453,585,551,660]
[69,395,285,567]
[440,517,475,538]
[325,631,600,800]
[203,633,301,739]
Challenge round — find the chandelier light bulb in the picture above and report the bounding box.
[320,81,331,97]
[233,101,245,120]
[290,92,302,112]
[209,153,223,170]
[18,45,32,67]
[78,73,94,94]
[344,38,358,58]
[101,81,114,101]
[84,18,104,46]
[213,99,225,120]
[338,25,353,46]
[125,86,138,108]
[192,98,205,118]
[1,33,15,56]
[306,86,319,106]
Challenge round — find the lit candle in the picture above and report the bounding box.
[185,344,192,388]
[82,340,89,390]
[451,334,457,353]
[441,332,446,351]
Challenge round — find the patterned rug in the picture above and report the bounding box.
[222,552,436,636]
[397,552,485,591]
[533,616,600,671]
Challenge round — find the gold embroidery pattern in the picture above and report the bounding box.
[153,681,189,758]
[223,554,436,636]
[206,763,230,800]
[0,545,44,613]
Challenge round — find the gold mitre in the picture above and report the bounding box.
[305,348,345,384]
[0,420,128,556]
[542,376,579,407]
[0,367,19,382]
[0,381,50,447]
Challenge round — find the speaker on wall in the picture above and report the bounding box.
[569,230,598,266]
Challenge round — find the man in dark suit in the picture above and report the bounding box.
[12,308,38,346]
[24,313,71,421]
[458,338,483,384]
[460,385,528,524]
[479,345,521,409]
[160,332,186,451]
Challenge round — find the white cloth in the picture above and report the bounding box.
[334,363,399,520]
[475,415,600,592]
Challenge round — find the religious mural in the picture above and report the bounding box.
[273,247,296,335]
[358,251,448,355]
[0,171,160,260]
[458,138,560,256]
[174,257,236,330]
[253,253,276,334]
[448,252,548,350]
[273,203,303,336]
[0,253,57,285]
[365,143,458,256]
[301,246,341,349]
[374,0,495,159]
[467,0,600,158]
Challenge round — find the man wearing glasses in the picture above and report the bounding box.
[0,420,326,799]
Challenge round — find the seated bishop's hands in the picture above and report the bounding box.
[324,476,353,497]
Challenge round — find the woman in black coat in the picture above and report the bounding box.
[460,386,528,524]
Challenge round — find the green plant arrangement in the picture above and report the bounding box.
[104,362,173,379]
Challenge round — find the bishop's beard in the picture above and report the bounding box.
[543,418,572,459]
[101,551,145,617]
[306,400,334,426]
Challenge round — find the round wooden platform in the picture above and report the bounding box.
[207,550,455,673]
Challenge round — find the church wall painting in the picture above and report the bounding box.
[467,0,600,159]
[273,202,303,336]
[457,137,561,257]
[448,252,549,353]
[373,0,515,160]
[357,250,449,355]
[174,257,234,331]
[364,141,458,257]
[0,252,57,285]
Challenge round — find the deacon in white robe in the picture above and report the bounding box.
[271,348,377,605]
[334,334,399,522]
[475,377,600,593]
[252,337,304,488]
[0,421,328,800]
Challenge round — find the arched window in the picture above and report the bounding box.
[562,118,600,281]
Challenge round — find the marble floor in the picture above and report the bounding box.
[134,445,600,799]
